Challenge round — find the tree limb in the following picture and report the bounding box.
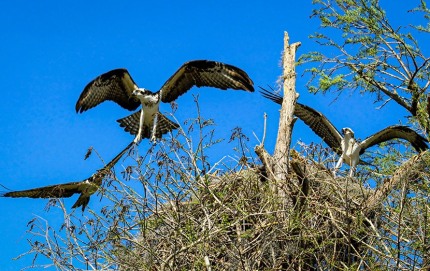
[363,151,429,216]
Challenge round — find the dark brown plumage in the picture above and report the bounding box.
[117,111,179,138]
[260,86,428,176]
[75,60,254,142]
[159,60,254,102]
[76,69,140,113]
[260,87,343,154]
[1,142,133,211]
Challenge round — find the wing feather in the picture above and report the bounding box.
[260,87,343,154]
[295,103,344,154]
[360,125,428,154]
[1,181,84,199]
[1,141,134,210]
[160,60,254,103]
[76,68,141,113]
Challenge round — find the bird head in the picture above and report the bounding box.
[342,127,355,137]
[132,88,150,98]
[130,88,151,102]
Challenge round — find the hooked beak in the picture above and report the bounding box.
[131,89,139,96]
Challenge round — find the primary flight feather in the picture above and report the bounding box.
[1,142,133,211]
[76,60,254,142]
[260,87,428,177]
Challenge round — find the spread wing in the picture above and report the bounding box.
[76,68,141,113]
[160,60,254,103]
[260,87,343,154]
[360,125,429,154]
[295,103,344,154]
[1,181,86,199]
[70,141,133,210]
[1,180,98,211]
[1,141,134,211]
[117,111,179,139]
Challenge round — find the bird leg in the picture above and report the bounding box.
[333,156,343,178]
[349,156,359,178]
[134,109,145,143]
[150,113,159,142]
[349,167,356,178]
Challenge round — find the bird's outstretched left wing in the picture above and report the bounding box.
[360,125,428,154]
[160,60,254,103]
[260,87,343,154]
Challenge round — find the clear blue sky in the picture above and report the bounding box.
[0,1,422,269]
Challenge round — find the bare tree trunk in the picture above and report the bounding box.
[272,32,301,196]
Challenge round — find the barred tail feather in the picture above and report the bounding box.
[117,111,141,136]
[155,113,180,138]
[117,111,178,139]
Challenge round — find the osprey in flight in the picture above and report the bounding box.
[260,87,429,177]
[1,142,133,211]
[76,60,254,142]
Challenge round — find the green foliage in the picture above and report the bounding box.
[319,72,347,92]
[302,0,430,130]
[410,0,430,33]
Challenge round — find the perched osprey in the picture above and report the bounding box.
[1,142,133,211]
[260,87,429,177]
[76,60,254,142]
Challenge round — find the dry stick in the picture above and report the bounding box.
[262,112,267,145]
[255,112,277,180]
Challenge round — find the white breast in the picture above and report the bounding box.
[143,103,160,125]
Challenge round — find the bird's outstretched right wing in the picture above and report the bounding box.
[160,60,254,103]
[1,141,134,211]
[1,181,85,199]
[76,68,141,113]
[260,87,343,154]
